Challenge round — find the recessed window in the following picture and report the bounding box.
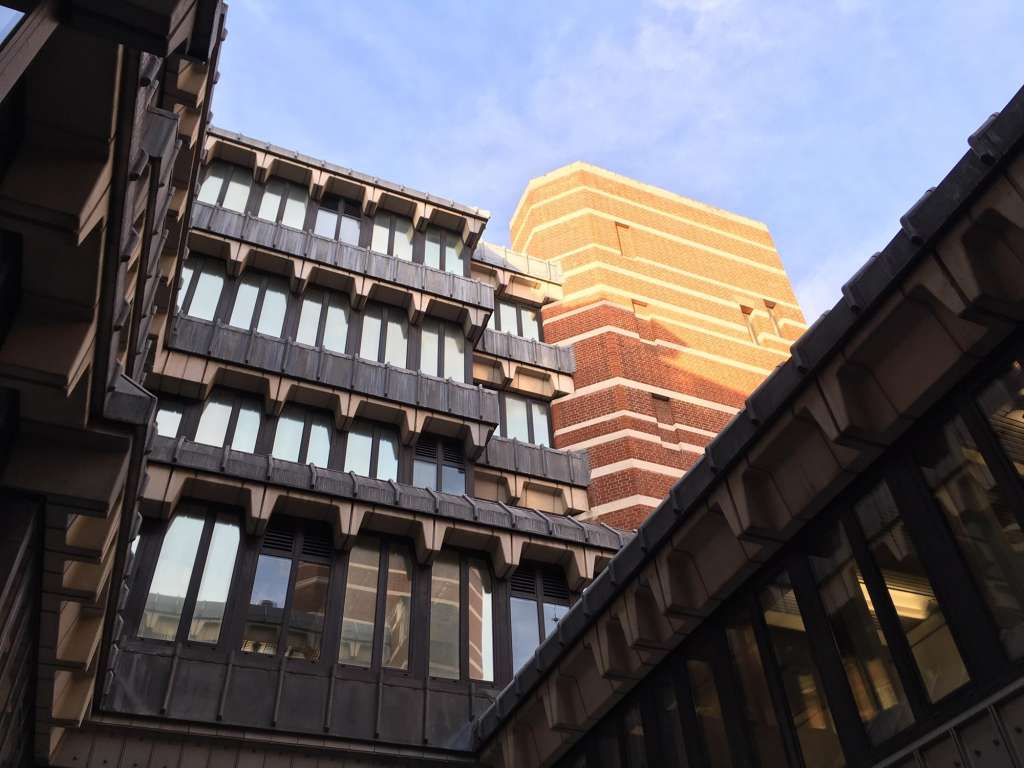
[413,436,465,495]
[425,226,465,275]
[155,404,183,438]
[686,655,731,765]
[488,300,542,341]
[314,193,362,245]
[295,288,350,354]
[419,317,466,383]
[371,211,413,261]
[500,394,551,447]
[257,177,309,229]
[359,302,408,367]
[508,564,570,674]
[176,258,226,322]
[241,516,333,661]
[227,272,289,338]
[343,421,399,481]
[137,510,241,646]
[428,551,461,679]
[194,392,262,453]
[197,160,253,213]
[338,536,414,671]
[272,406,333,468]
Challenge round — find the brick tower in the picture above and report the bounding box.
[511,162,806,528]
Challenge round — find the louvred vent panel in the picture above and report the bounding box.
[263,519,294,554]
[542,569,570,603]
[510,566,536,597]
[415,438,438,459]
[301,522,333,559]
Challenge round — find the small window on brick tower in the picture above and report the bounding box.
[653,394,673,426]
[764,299,782,336]
[740,304,758,344]
[615,222,636,259]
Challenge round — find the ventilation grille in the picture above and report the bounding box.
[541,569,571,603]
[301,522,333,559]
[263,520,294,554]
[415,438,437,460]
[510,566,536,597]
[441,439,463,465]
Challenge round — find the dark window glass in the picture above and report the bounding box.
[854,482,968,703]
[759,573,845,768]
[725,610,787,766]
[176,258,226,321]
[622,703,647,768]
[917,413,1024,660]
[654,674,689,767]
[242,553,290,656]
[509,564,571,675]
[414,436,465,494]
[687,658,731,768]
[809,521,913,744]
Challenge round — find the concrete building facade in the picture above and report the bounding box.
[511,163,807,528]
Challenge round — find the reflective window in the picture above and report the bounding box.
[231,405,261,453]
[501,394,551,446]
[187,518,240,643]
[242,554,290,655]
[520,307,540,341]
[139,515,204,641]
[420,318,466,382]
[492,300,543,341]
[917,413,1024,660]
[429,551,461,679]
[809,521,913,744]
[271,413,303,463]
[510,595,539,672]
[339,538,379,667]
[413,436,465,494]
[312,191,360,242]
[227,273,289,338]
[195,398,232,447]
[272,407,333,467]
[176,259,225,322]
[281,184,308,229]
[760,574,845,768]
[383,546,413,670]
[155,405,183,438]
[468,560,494,681]
[855,482,969,703]
[285,561,329,660]
[425,226,465,275]
[343,422,400,481]
[359,303,408,367]
[257,178,308,228]
[654,674,688,767]
[371,212,414,261]
[192,393,262,452]
[622,703,647,768]
[509,564,571,675]
[197,160,252,213]
[687,658,731,768]
[257,179,283,221]
[295,289,350,354]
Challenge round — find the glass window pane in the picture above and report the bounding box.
[139,515,204,640]
[339,215,360,246]
[917,413,1024,660]
[222,171,251,213]
[188,270,224,321]
[654,676,688,767]
[314,207,338,238]
[231,405,260,453]
[188,519,240,643]
[272,413,304,462]
[531,402,550,447]
[242,554,292,655]
[384,316,407,368]
[486,310,496,330]
[468,561,494,681]
[339,539,379,666]
[306,419,331,468]
[504,395,530,442]
[444,327,465,383]
[855,482,968,703]
[441,464,466,495]
[687,658,732,768]
[420,319,439,377]
[760,574,845,768]
[726,612,787,767]
[257,180,283,221]
[429,552,460,679]
[521,307,540,341]
[323,301,349,354]
[155,406,182,438]
[296,296,322,346]
[281,184,307,229]
[371,213,391,254]
[383,547,413,670]
[414,459,437,491]
[425,228,442,270]
[286,561,329,660]
[228,277,259,330]
[377,431,399,482]
[499,302,518,334]
[256,287,287,337]
[542,601,568,639]
[623,703,647,768]
[979,359,1024,475]
[510,595,540,673]
[360,308,382,362]
[195,399,232,447]
[445,237,464,276]
[175,265,194,311]
[393,216,413,261]
[809,522,912,744]
[196,164,225,204]
[344,427,373,476]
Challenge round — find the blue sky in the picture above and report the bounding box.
[213,0,1024,321]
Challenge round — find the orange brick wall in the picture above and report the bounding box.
[511,162,806,528]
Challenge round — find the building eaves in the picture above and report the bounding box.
[207,125,491,225]
[473,83,1024,750]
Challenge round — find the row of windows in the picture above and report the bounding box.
[156,392,465,493]
[487,299,542,342]
[197,161,466,276]
[560,349,1024,768]
[131,510,571,685]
